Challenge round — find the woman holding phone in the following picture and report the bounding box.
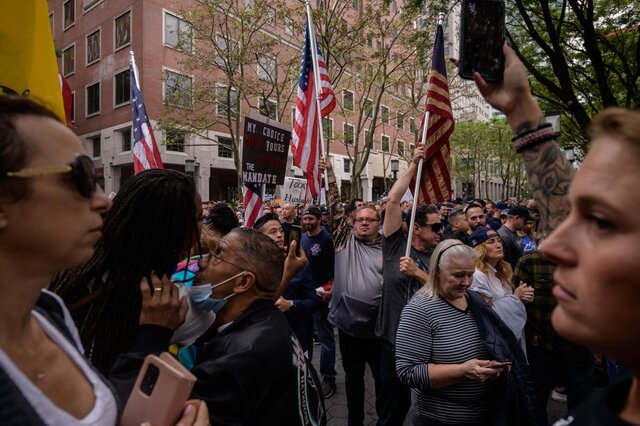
[395,240,535,426]
[0,96,207,425]
[472,43,640,424]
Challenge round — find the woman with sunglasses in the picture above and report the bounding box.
[469,227,534,354]
[395,240,535,426]
[473,43,640,424]
[0,96,207,425]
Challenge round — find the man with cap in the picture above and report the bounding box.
[301,205,337,398]
[498,205,531,269]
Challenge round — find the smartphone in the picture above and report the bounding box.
[121,353,197,426]
[288,224,302,257]
[492,361,512,368]
[458,0,506,82]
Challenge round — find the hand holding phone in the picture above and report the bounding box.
[288,225,302,257]
[458,0,506,82]
[121,353,197,426]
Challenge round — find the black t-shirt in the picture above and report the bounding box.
[497,225,524,269]
[553,379,635,426]
[375,227,432,345]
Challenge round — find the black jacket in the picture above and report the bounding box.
[111,298,326,426]
[467,290,538,426]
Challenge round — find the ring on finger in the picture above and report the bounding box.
[153,287,163,293]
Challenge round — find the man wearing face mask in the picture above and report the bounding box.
[111,228,326,425]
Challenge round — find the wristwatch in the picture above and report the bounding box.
[289,300,295,310]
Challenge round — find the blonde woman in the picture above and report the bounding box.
[395,239,536,425]
[469,227,534,355]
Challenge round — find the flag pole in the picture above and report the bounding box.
[304,0,330,192]
[129,51,140,88]
[404,13,445,258]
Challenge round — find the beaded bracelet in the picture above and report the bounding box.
[512,122,559,153]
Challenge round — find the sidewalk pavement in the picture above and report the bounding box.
[311,330,568,425]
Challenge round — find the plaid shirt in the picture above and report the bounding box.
[513,251,591,364]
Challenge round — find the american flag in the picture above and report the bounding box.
[415,22,454,203]
[130,54,164,174]
[291,23,336,198]
[243,182,262,228]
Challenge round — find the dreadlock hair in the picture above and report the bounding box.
[50,169,199,374]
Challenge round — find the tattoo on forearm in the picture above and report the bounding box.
[521,141,574,235]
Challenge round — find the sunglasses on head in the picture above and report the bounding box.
[4,154,97,199]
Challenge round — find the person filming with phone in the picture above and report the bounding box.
[471,40,640,424]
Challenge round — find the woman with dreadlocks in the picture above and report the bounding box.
[50,168,205,375]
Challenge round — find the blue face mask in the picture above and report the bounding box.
[190,271,245,313]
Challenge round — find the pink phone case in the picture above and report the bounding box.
[120,352,197,426]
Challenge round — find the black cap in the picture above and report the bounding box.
[508,205,532,220]
[303,206,322,218]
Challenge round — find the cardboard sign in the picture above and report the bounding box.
[242,111,291,185]
[280,177,307,205]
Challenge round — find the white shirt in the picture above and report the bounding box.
[0,291,118,426]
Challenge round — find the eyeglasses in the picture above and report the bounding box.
[208,246,245,271]
[354,217,380,224]
[4,154,97,199]
[420,222,443,232]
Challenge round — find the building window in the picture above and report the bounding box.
[396,112,404,130]
[165,12,192,52]
[284,17,294,36]
[381,106,389,125]
[164,70,193,108]
[266,6,276,25]
[344,123,354,145]
[410,117,416,133]
[86,82,100,116]
[344,158,351,173]
[114,70,131,106]
[317,0,325,9]
[410,143,415,155]
[397,140,405,156]
[218,137,233,158]
[364,99,373,119]
[216,86,239,118]
[165,129,186,152]
[322,117,333,141]
[364,129,373,148]
[259,98,278,120]
[118,127,132,151]
[343,90,354,111]
[86,29,100,65]
[257,55,276,81]
[63,0,75,30]
[62,44,75,77]
[114,10,131,50]
[215,35,240,71]
[381,135,390,153]
[87,135,101,158]
[49,12,55,36]
[70,91,75,123]
[351,0,359,9]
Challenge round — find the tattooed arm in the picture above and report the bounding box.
[473,43,573,234]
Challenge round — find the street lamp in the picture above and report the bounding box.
[185,158,195,178]
[390,158,399,183]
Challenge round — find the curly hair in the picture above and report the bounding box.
[474,243,514,291]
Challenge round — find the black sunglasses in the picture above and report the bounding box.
[5,154,97,199]
[420,222,443,232]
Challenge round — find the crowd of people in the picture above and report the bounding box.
[0,43,639,426]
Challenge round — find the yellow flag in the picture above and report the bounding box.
[0,0,65,122]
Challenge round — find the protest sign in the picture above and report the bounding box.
[242,111,291,185]
[280,177,307,205]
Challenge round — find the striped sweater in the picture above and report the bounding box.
[396,293,495,425]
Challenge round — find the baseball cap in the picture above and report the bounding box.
[469,227,500,248]
[303,206,322,218]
